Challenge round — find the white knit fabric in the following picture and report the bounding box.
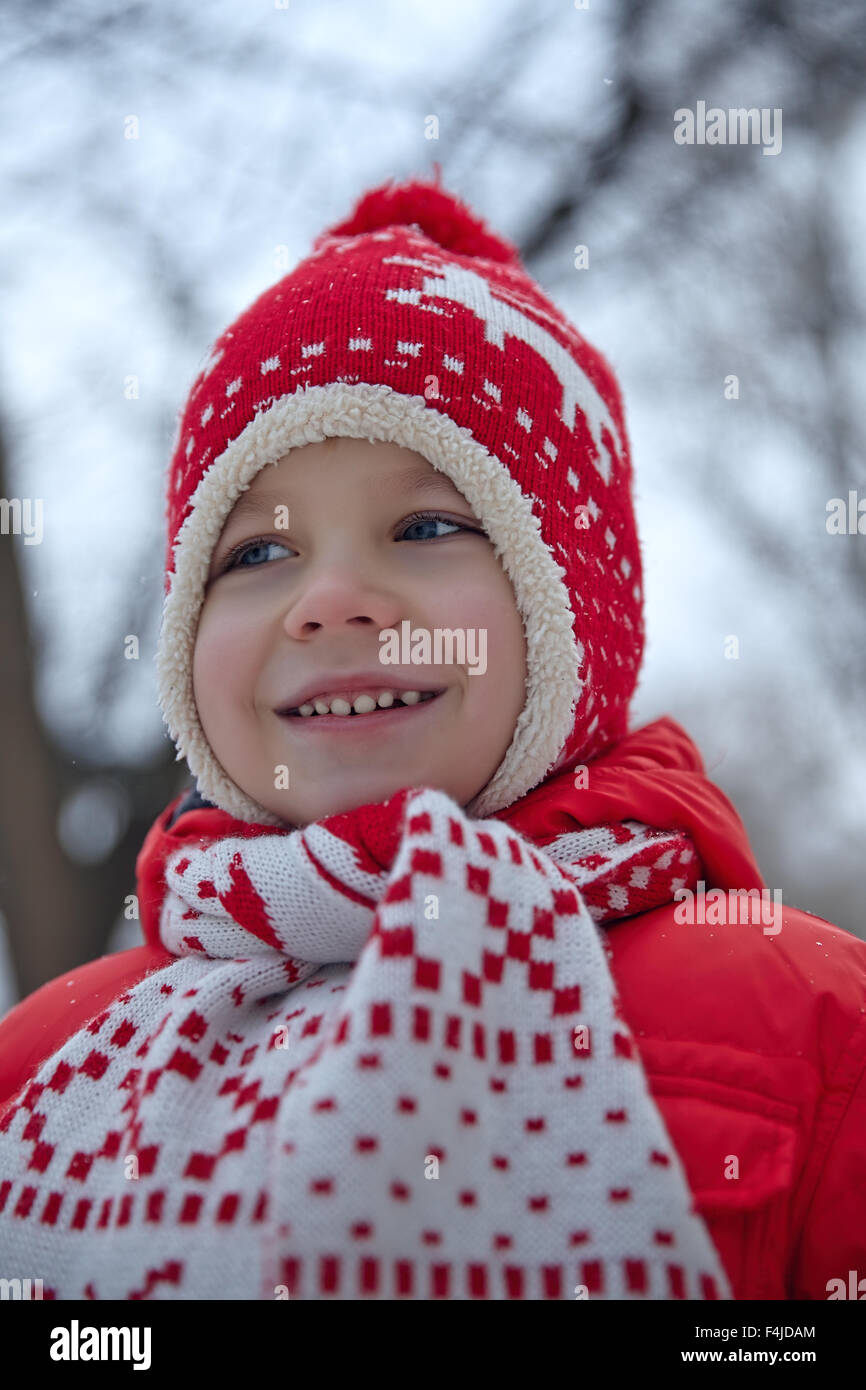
[0,790,730,1300]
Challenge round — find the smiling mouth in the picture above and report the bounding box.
[277,689,447,729]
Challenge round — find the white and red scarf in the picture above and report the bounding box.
[0,776,732,1300]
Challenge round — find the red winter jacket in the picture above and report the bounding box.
[1,718,864,1300]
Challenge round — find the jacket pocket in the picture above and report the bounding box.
[654,1090,800,1298]
[658,1093,799,1212]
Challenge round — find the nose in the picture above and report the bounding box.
[280,561,403,640]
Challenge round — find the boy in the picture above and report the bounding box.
[0,172,863,1301]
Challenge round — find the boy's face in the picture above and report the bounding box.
[193,437,528,827]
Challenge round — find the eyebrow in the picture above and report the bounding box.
[222,462,468,527]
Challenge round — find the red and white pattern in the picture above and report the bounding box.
[0,787,729,1300]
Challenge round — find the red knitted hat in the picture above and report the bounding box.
[156,168,645,824]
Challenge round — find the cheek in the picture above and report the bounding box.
[437,562,526,682]
[192,601,261,722]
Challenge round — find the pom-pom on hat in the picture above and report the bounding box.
[156,166,645,824]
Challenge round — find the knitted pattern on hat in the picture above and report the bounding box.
[0,786,730,1301]
[156,169,643,823]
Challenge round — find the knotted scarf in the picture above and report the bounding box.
[0,749,733,1300]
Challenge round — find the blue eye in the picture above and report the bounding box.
[224,539,291,572]
[399,512,470,541]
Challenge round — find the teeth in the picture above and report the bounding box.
[295,690,436,718]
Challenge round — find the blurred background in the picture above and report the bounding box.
[0,0,864,1009]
